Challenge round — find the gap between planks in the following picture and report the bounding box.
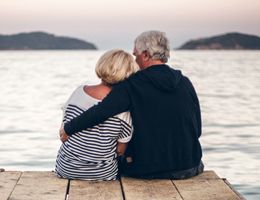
[0,170,243,200]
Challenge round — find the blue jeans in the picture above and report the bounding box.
[118,156,204,180]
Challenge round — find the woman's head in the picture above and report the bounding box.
[95,49,139,85]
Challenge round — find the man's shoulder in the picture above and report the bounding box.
[114,70,142,86]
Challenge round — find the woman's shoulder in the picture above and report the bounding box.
[114,111,132,125]
[64,85,99,111]
[68,85,89,101]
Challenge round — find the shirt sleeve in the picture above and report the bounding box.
[64,82,131,136]
[116,112,133,143]
[61,85,83,123]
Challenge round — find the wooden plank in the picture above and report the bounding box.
[223,179,246,200]
[121,177,182,200]
[189,170,220,180]
[0,171,22,200]
[173,178,241,200]
[9,171,68,200]
[69,179,123,200]
[1,170,244,200]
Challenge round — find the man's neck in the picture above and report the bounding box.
[141,60,165,70]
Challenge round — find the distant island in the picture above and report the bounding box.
[0,32,97,50]
[178,32,260,50]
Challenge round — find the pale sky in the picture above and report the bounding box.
[1,0,260,49]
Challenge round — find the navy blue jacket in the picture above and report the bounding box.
[64,64,202,176]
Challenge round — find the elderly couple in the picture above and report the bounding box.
[55,31,204,180]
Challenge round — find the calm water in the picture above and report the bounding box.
[0,50,259,199]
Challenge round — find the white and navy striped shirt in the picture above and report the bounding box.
[55,85,133,180]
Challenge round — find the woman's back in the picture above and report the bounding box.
[55,85,132,180]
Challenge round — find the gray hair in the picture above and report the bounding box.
[134,31,170,63]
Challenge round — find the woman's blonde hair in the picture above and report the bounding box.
[95,49,139,85]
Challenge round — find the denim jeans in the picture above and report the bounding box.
[118,156,204,180]
[142,161,204,179]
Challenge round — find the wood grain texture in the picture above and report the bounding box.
[1,170,244,200]
[69,179,123,200]
[223,179,246,200]
[8,171,68,200]
[121,177,182,200]
[186,170,220,180]
[0,171,21,200]
[173,177,241,200]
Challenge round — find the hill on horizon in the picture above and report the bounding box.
[177,32,260,50]
[0,32,97,50]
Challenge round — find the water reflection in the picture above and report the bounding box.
[0,50,259,199]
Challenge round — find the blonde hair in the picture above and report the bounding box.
[95,49,139,85]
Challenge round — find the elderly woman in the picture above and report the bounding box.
[55,50,139,180]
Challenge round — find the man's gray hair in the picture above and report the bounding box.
[134,31,170,63]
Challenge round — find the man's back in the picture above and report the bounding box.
[121,64,202,177]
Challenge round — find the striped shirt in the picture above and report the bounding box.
[55,85,133,180]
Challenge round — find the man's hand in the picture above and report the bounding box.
[59,126,69,143]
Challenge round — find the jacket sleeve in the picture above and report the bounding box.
[184,76,202,138]
[64,83,130,136]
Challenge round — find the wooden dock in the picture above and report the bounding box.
[0,170,245,200]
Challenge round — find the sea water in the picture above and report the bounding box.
[0,50,259,199]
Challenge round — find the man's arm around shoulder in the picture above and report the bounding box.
[64,82,130,136]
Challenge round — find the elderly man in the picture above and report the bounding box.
[60,31,203,179]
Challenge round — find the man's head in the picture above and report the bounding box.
[133,31,170,69]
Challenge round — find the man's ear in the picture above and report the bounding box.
[143,51,150,61]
